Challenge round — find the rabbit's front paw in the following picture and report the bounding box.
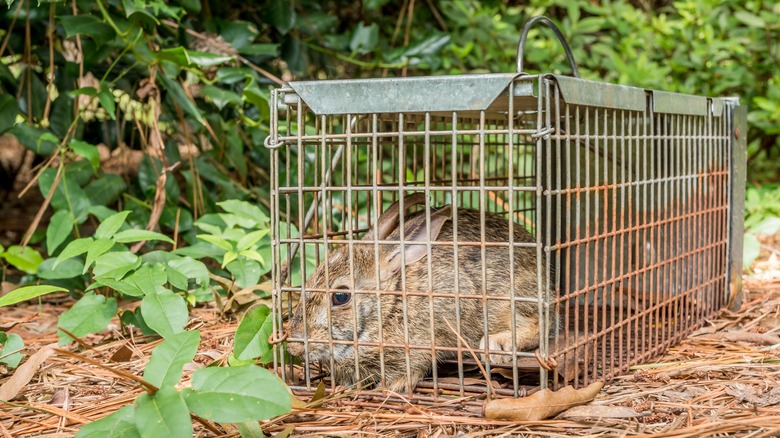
[479,331,516,364]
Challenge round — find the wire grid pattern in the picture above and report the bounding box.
[268,75,733,400]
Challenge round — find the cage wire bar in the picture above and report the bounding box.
[265,20,746,401]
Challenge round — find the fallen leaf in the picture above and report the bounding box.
[0,314,37,332]
[559,404,645,419]
[109,344,134,362]
[0,344,55,401]
[483,381,604,421]
[758,317,780,331]
[47,389,67,406]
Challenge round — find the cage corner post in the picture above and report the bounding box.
[727,103,747,311]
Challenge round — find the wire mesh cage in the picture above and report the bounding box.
[265,18,747,402]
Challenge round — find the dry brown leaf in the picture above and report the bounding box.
[109,344,134,362]
[483,381,604,421]
[0,344,55,401]
[559,404,645,419]
[759,317,780,331]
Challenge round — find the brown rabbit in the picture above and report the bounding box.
[286,193,549,392]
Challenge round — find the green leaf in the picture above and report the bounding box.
[134,387,192,438]
[9,124,57,155]
[0,333,23,368]
[267,0,295,35]
[233,305,274,361]
[84,174,127,207]
[187,51,233,67]
[98,88,117,120]
[226,259,260,289]
[217,200,269,225]
[237,44,278,57]
[0,285,68,307]
[95,211,131,239]
[744,233,761,269]
[199,85,241,110]
[350,22,379,54]
[0,93,18,135]
[166,256,209,291]
[55,237,93,268]
[76,405,140,438]
[129,264,167,294]
[59,15,115,43]
[3,245,45,274]
[735,10,765,27]
[114,229,175,244]
[84,238,116,274]
[97,278,144,298]
[751,217,780,236]
[141,289,188,338]
[69,140,100,172]
[144,330,201,388]
[47,210,75,254]
[37,257,84,280]
[237,229,269,251]
[154,47,191,67]
[196,234,233,252]
[182,366,291,423]
[57,292,117,345]
[93,251,141,279]
[158,74,204,125]
[222,251,238,269]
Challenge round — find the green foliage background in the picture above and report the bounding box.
[0,0,778,433]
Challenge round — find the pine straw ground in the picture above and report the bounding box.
[2,264,780,437]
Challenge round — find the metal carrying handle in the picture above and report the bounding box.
[516,15,580,78]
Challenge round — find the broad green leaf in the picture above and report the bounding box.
[9,124,57,155]
[233,305,274,361]
[0,285,68,307]
[84,238,116,274]
[222,251,238,269]
[141,289,188,338]
[735,10,765,27]
[267,0,295,35]
[98,88,117,120]
[196,234,233,252]
[237,229,269,251]
[84,174,127,207]
[237,44,278,57]
[59,15,115,43]
[134,387,192,438]
[144,330,200,387]
[182,366,291,423]
[69,140,100,172]
[0,333,23,368]
[3,245,45,274]
[97,278,144,298]
[114,229,175,244]
[199,85,241,110]
[751,217,780,236]
[47,210,75,254]
[0,93,18,135]
[57,292,117,345]
[95,211,131,239]
[129,264,167,294]
[93,251,141,279]
[226,259,260,289]
[40,173,92,223]
[166,256,209,291]
[76,405,140,438]
[187,51,233,67]
[744,233,761,269]
[217,200,269,225]
[350,22,379,54]
[154,47,191,66]
[55,237,93,268]
[37,257,84,280]
[238,249,267,268]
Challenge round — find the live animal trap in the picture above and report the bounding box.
[265,17,747,402]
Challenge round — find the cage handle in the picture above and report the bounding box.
[516,16,580,78]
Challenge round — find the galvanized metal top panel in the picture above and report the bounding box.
[653,90,708,116]
[548,75,646,112]
[287,74,524,115]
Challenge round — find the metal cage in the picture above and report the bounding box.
[265,22,747,403]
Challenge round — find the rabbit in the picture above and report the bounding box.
[285,193,551,393]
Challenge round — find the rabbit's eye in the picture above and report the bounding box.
[331,289,351,306]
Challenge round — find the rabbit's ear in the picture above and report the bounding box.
[366,193,428,241]
[379,205,452,281]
